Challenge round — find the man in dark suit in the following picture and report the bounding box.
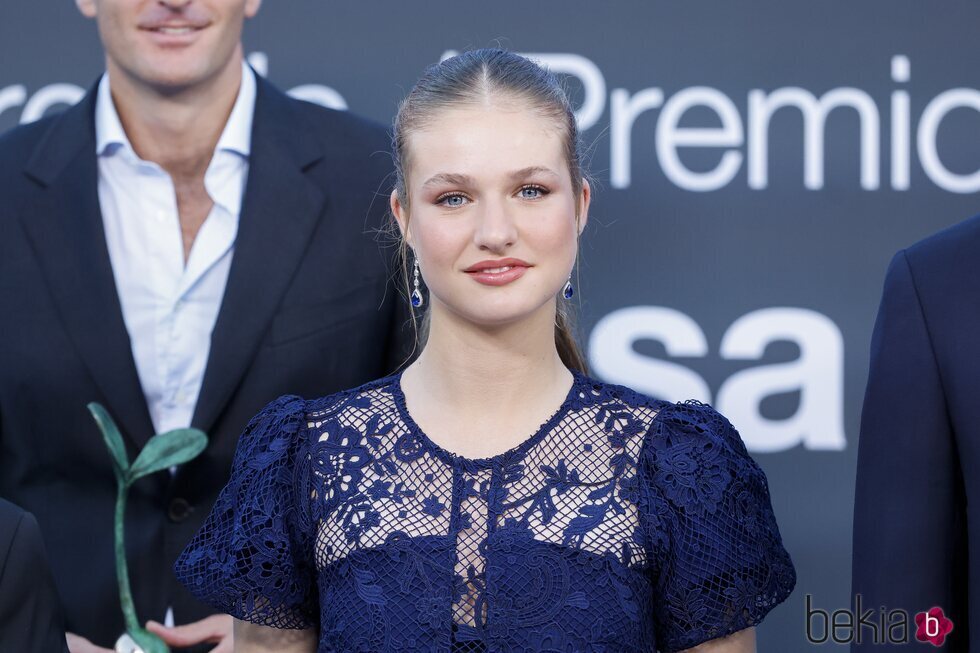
[0,499,70,653]
[851,214,980,652]
[0,0,410,650]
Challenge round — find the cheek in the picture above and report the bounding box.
[525,208,580,261]
[96,10,129,50]
[216,7,248,39]
[411,216,468,271]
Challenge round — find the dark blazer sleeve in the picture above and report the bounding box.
[0,500,70,653]
[851,250,967,651]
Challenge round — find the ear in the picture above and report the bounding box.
[75,0,97,19]
[576,178,591,235]
[390,189,414,247]
[244,0,262,19]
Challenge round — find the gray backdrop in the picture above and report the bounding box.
[3,1,980,650]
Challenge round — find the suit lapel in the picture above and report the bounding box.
[21,89,157,451]
[191,77,327,436]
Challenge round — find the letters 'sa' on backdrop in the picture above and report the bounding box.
[3,1,978,649]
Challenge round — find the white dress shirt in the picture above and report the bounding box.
[95,63,256,629]
[95,62,255,437]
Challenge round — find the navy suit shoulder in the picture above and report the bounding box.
[899,214,980,395]
[254,78,390,175]
[0,113,66,221]
[291,96,390,151]
[0,111,62,168]
[851,214,979,652]
[905,212,980,264]
[290,97,390,181]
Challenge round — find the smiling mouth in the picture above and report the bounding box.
[142,25,208,36]
[155,26,197,34]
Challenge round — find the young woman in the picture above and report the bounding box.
[175,49,796,653]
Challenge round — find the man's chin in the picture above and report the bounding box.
[131,63,223,97]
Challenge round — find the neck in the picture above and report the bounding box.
[407,300,571,413]
[106,49,244,181]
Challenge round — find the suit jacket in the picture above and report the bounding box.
[0,499,69,653]
[851,214,980,651]
[0,74,412,648]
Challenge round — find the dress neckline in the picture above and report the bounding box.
[389,367,586,469]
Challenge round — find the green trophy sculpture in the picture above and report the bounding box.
[88,403,208,653]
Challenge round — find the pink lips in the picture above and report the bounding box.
[138,6,211,46]
[463,258,531,286]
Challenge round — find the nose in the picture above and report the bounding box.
[159,0,193,8]
[472,198,518,252]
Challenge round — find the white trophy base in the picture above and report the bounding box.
[114,633,145,653]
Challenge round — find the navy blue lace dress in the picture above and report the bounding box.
[174,370,795,652]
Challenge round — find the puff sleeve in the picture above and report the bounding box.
[174,395,317,629]
[640,401,796,652]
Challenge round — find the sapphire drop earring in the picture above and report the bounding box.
[411,257,424,308]
[562,277,574,299]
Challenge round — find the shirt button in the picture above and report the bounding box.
[168,498,193,523]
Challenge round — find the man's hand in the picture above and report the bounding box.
[66,632,113,653]
[146,614,233,653]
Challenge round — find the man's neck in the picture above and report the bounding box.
[106,52,244,181]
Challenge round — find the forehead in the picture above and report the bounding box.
[406,106,567,183]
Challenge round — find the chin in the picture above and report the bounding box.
[433,285,556,328]
[459,303,552,329]
[145,65,216,91]
[129,48,223,87]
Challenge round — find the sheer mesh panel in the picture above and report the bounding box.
[451,467,491,652]
[176,372,796,652]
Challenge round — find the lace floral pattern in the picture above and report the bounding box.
[175,371,796,652]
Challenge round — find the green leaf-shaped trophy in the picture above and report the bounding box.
[88,403,208,653]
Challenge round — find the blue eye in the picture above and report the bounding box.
[519,185,547,199]
[437,193,468,208]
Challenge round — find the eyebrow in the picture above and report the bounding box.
[422,172,473,188]
[509,166,561,181]
[421,166,561,189]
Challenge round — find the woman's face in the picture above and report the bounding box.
[392,104,590,329]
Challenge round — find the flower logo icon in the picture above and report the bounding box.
[915,606,953,647]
